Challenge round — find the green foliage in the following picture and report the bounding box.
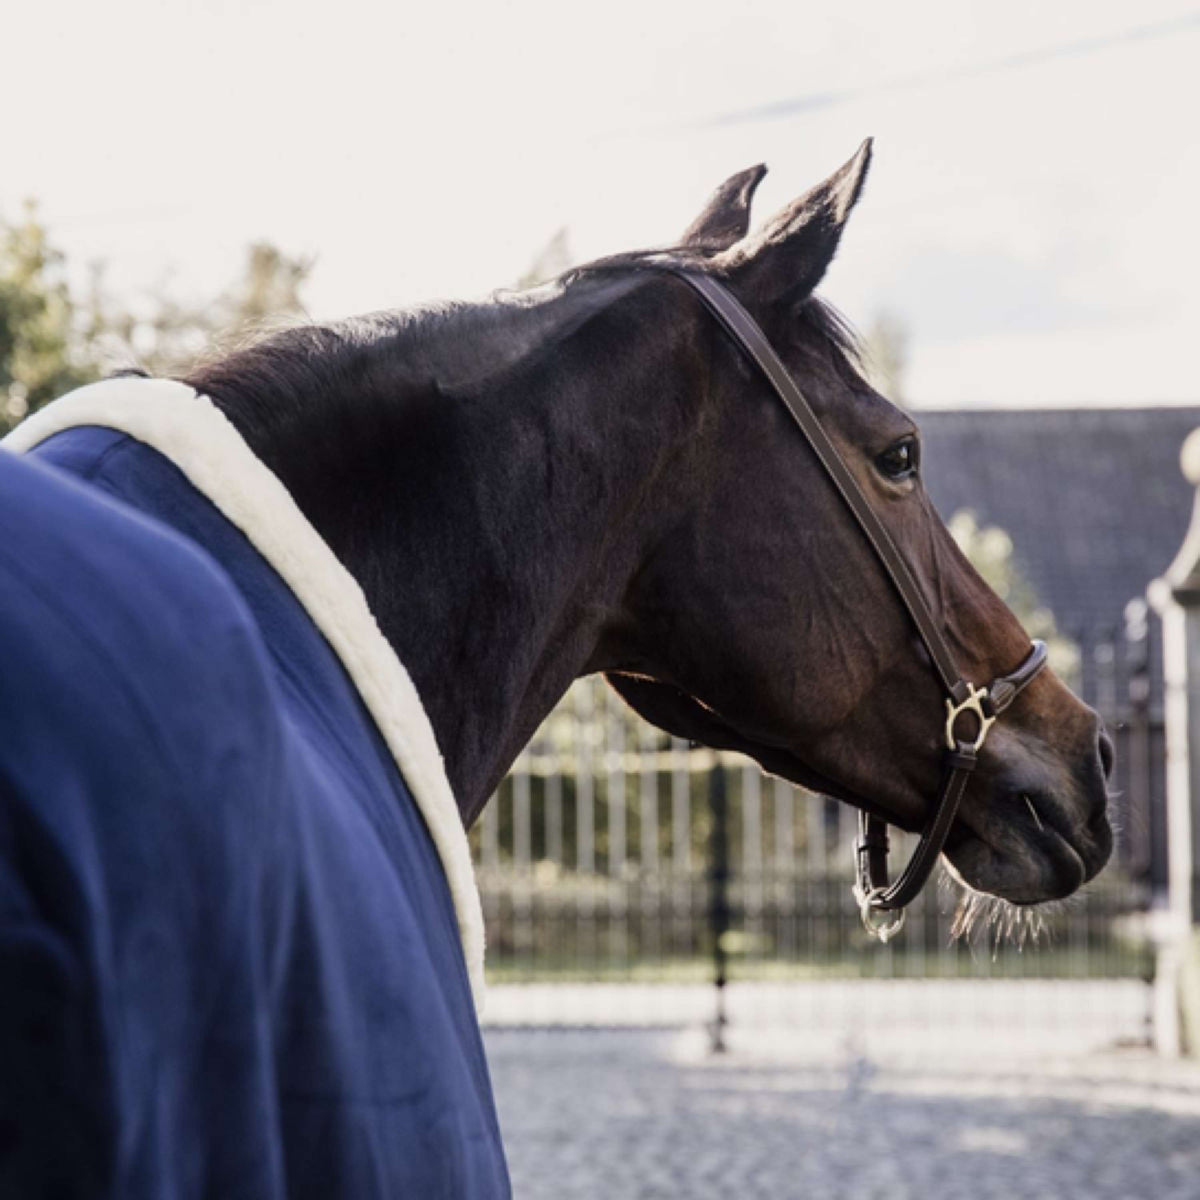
[948,508,1080,683]
[87,239,312,379]
[863,309,909,406]
[516,228,572,290]
[0,205,311,431]
[228,242,311,329]
[0,202,102,427]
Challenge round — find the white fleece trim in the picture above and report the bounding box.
[3,377,486,1007]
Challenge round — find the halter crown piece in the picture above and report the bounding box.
[668,269,1048,941]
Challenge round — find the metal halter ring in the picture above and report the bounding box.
[944,683,996,752]
[858,888,907,943]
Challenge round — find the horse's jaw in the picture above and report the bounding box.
[604,671,916,828]
[605,670,1114,908]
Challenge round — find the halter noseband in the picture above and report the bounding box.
[669,269,1047,939]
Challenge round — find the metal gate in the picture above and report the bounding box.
[472,618,1160,1040]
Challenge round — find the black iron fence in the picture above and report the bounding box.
[471,616,1162,1015]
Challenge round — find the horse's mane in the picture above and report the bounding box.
[182,245,867,428]
[183,305,471,426]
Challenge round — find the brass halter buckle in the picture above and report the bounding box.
[857,887,906,943]
[944,683,995,752]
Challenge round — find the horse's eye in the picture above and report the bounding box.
[876,438,918,481]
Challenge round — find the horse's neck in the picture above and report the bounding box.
[218,282,692,823]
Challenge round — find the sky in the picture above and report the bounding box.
[3,0,1198,407]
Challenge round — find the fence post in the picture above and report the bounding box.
[709,761,730,1054]
[1124,599,1154,886]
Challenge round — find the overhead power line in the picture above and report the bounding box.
[695,10,1200,130]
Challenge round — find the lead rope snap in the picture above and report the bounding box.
[857,886,906,943]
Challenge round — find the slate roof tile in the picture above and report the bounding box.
[917,408,1200,634]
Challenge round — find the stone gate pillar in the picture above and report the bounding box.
[1148,428,1200,1055]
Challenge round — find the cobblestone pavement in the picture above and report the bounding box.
[484,1027,1200,1200]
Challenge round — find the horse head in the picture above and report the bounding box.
[188,141,1113,912]
[603,142,1113,908]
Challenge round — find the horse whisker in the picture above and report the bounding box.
[943,865,1051,953]
[1023,793,1045,833]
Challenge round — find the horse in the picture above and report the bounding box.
[0,140,1112,1198]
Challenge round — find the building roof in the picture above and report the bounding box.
[917,407,1200,636]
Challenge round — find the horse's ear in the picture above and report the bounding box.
[680,164,768,250]
[714,139,872,304]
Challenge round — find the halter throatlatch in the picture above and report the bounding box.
[667,269,1049,939]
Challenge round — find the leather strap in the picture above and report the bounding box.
[988,639,1049,714]
[855,752,977,913]
[855,640,1046,909]
[666,268,1048,922]
[671,270,970,702]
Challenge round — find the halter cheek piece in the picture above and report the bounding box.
[668,269,1048,940]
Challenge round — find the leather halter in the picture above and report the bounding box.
[668,269,1048,940]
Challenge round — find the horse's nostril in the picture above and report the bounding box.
[1098,726,1115,781]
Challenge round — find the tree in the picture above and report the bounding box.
[948,509,1079,684]
[0,206,312,431]
[87,240,312,379]
[863,309,909,406]
[516,228,572,290]
[0,202,102,428]
[226,242,311,329]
